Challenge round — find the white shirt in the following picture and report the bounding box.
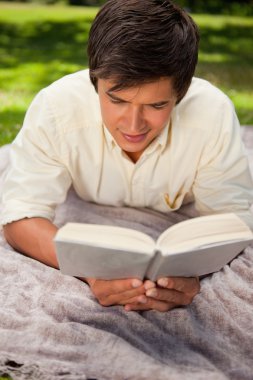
[1,69,253,229]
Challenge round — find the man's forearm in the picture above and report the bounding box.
[3,217,59,268]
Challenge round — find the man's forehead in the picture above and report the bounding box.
[98,77,176,103]
[99,77,173,91]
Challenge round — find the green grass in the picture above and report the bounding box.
[0,3,253,145]
[194,14,253,125]
[0,2,97,145]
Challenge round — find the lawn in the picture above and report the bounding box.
[194,14,253,126]
[0,3,253,145]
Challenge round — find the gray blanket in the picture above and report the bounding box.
[0,128,253,380]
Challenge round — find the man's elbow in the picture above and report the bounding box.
[3,221,24,251]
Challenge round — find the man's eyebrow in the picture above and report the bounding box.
[148,100,171,106]
[106,91,126,102]
[106,91,171,106]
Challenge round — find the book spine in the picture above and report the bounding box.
[144,250,163,281]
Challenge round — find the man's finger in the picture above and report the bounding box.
[157,276,200,295]
[125,298,176,312]
[115,279,154,302]
[88,277,143,297]
[104,286,147,306]
[120,294,148,305]
[146,287,193,305]
[88,278,146,306]
[113,280,155,305]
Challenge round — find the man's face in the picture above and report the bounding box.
[97,77,177,162]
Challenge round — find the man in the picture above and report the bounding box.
[1,0,253,312]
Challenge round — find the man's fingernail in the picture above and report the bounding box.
[157,278,168,287]
[138,295,147,304]
[132,279,143,288]
[144,281,156,290]
[146,289,158,298]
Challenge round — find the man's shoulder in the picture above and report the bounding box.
[45,69,96,97]
[172,77,237,136]
[38,69,101,132]
[185,77,231,105]
[177,77,234,119]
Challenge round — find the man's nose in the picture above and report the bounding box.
[127,106,145,133]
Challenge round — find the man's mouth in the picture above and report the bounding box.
[121,132,148,143]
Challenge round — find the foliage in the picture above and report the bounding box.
[0,3,252,146]
[177,0,253,16]
[68,0,104,6]
[1,0,253,15]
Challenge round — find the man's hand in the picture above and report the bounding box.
[85,277,155,307]
[85,276,200,312]
[124,277,200,312]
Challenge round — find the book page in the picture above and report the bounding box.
[56,223,155,254]
[148,239,252,280]
[157,213,253,253]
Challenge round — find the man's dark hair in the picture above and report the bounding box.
[88,0,199,102]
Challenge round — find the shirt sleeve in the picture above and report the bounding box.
[192,96,253,230]
[1,89,72,225]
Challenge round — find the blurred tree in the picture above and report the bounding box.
[176,0,253,15]
[66,0,253,16]
[0,0,252,15]
[68,0,105,5]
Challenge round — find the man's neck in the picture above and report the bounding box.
[124,150,143,163]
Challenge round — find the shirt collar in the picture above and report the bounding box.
[103,124,116,151]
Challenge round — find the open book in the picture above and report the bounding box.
[54,213,253,281]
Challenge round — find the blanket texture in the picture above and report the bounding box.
[0,128,253,380]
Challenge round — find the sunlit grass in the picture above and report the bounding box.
[194,13,253,125]
[194,14,253,28]
[0,60,83,145]
[0,2,97,23]
[0,4,252,145]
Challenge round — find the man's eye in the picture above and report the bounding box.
[152,104,167,109]
[110,98,123,104]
